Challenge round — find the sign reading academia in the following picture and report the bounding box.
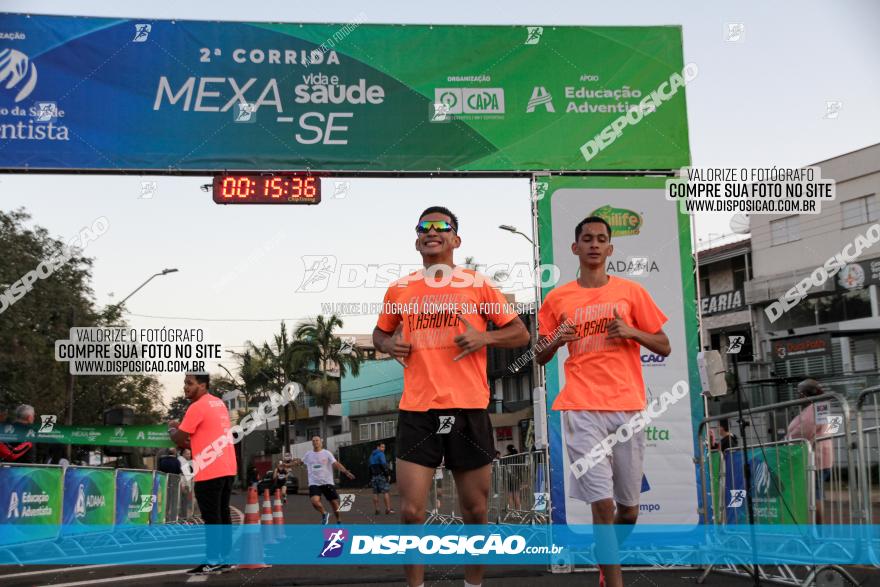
[0,14,689,172]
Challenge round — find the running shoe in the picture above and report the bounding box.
[187,564,224,575]
[321,512,330,525]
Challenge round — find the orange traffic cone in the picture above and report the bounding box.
[238,487,270,569]
[272,488,286,542]
[261,488,277,545]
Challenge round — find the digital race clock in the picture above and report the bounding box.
[212,173,321,204]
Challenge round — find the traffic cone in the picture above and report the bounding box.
[272,488,286,542]
[238,487,270,569]
[261,488,277,545]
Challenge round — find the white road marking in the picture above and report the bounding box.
[1,564,116,579]
[36,569,188,587]
[186,575,208,582]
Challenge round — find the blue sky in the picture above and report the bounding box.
[2,0,878,404]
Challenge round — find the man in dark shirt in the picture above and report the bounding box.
[716,418,738,452]
[158,448,183,475]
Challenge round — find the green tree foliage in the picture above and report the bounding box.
[0,208,164,424]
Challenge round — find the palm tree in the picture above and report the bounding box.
[293,314,364,439]
[214,347,271,485]
[256,322,314,450]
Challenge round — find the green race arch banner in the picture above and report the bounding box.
[0,14,689,172]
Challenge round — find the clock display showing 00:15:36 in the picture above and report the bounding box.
[213,174,321,204]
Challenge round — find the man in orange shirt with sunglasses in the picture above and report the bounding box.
[373,206,530,587]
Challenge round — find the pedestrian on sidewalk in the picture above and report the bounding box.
[369,442,395,515]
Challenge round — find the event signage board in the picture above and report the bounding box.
[114,469,155,525]
[722,444,809,524]
[0,14,689,172]
[0,465,64,545]
[0,423,174,448]
[150,472,168,524]
[61,466,116,533]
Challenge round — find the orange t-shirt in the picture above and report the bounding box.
[376,268,519,411]
[179,393,238,482]
[538,276,667,411]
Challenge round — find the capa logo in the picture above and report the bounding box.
[467,91,500,112]
[0,49,38,103]
[319,528,348,558]
[433,88,505,114]
[590,205,642,237]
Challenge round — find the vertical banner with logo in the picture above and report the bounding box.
[536,176,701,526]
[114,469,155,525]
[0,464,64,545]
[150,473,168,524]
[722,443,810,525]
[61,466,116,534]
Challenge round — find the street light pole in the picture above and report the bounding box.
[498,224,542,439]
[107,268,179,315]
[67,268,178,458]
[499,224,534,245]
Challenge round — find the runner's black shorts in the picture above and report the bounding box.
[396,408,494,471]
[309,484,340,501]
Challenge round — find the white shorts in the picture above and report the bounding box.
[563,410,646,506]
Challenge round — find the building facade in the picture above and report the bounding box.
[745,143,880,397]
[697,238,754,372]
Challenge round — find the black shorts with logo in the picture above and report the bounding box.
[309,484,340,501]
[396,408,495,471]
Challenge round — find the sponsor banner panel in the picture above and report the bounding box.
[0,422,174,448]
[61,466,116,533]
[150,472,168,524]
[721,444,809,525]
[114,469,155,526]
[0,465,64,545]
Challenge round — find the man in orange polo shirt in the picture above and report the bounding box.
[169,372,238,575]
[373,206,530,587]
[536,216,671,587]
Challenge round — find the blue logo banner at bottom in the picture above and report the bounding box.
[0,525,878,565]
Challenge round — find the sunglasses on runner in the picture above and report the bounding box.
[415,220,456,233]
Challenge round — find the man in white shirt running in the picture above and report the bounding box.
[291,436,355,524]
